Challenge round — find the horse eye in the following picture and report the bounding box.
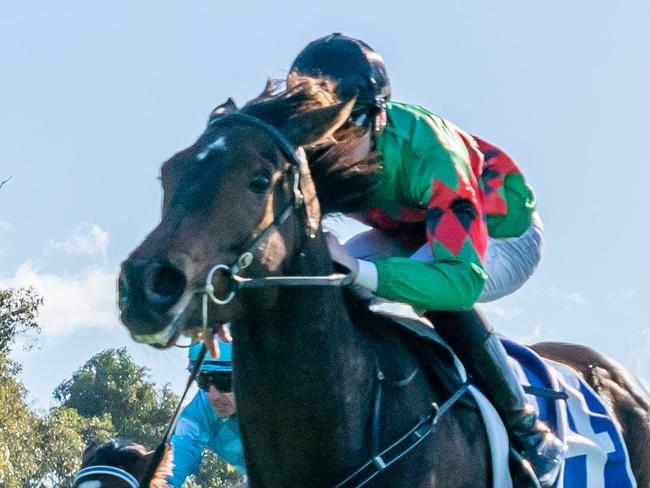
[249,173,271,194]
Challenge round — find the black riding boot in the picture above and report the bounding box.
[426,309,566,487]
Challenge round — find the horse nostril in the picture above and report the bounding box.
[144,262,187,311]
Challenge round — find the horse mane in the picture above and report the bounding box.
[81,440,173,488]
[215,74,383,212]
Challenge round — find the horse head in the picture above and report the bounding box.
[118,79,356,346]
[74,441,172,488]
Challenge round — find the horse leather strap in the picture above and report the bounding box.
[335,382,472,488]
[523,385,569,400]
[74,465,140,488]
[199,113,354,306]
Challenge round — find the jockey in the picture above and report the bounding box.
[167,340,246,487]
[290,33,565,486]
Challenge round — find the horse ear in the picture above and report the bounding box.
[81,442,98,465]
[208,97,238,122]
[279,97,356,148]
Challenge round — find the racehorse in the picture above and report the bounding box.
[73,441,172,488]
[118,77,650,487]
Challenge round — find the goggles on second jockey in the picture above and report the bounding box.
[197,371,233,393]
[349,100,385,127]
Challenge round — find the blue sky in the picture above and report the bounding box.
[1,0,649,409]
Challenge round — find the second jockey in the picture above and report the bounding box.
[167,340,246,487]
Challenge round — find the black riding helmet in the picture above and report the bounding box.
[290,33,391,122]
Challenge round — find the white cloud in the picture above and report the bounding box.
[481,302,524,320]
[0,220,13,233]
[533,287,590,312]
[513,321,545,344]
[47,222,108,261]
[0,261,119,338]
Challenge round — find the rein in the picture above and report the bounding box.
[336,381,472,488]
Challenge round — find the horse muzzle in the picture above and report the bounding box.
[118,258,189,344]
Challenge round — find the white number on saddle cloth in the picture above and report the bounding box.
[547,361,636,488]
[479,338,636,488]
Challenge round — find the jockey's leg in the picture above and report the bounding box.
[426,308,566,488]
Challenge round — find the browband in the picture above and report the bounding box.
[207,112,302,168]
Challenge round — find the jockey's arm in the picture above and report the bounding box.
[359,135,488,311]
[472,135,536,238]
[167,396,209,487]
[370,256,486,311]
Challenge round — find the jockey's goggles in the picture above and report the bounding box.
[197,371,233,393]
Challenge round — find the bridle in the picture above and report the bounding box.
[153,113,355,347]
[131,112,354,486]
[74,464,140,487]
[129,112,471,488]
[200,113,354,305]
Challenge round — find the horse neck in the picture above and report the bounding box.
[233,231,377,480]
[236,228,372,366]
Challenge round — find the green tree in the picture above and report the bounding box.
[0,288,118,487]
[187,451,244,488]
[54,348,178,447]
[0,356,41,488]
[0,287,43,487]
[0,287,43,356]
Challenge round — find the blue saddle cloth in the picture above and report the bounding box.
[366,302,636,487]
[501,338,636,488]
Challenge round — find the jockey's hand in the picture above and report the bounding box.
[325,232,359,280]
[206,324,232,359]
[190,324,232,359]
[217,323,233,343]
[209,324,233,359]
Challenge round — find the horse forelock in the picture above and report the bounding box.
[212,75,384,213]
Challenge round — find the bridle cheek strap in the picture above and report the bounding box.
[74,465,139,487]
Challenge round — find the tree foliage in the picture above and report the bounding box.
[187,450,244,487]
[0,288,43,486]
[0,287,42,356]
[0,356,41,487]
[54,348,178,447]
[34,407,115,487]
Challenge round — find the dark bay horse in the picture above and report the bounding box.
[118,78,650,487]
[73,441,173,488]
